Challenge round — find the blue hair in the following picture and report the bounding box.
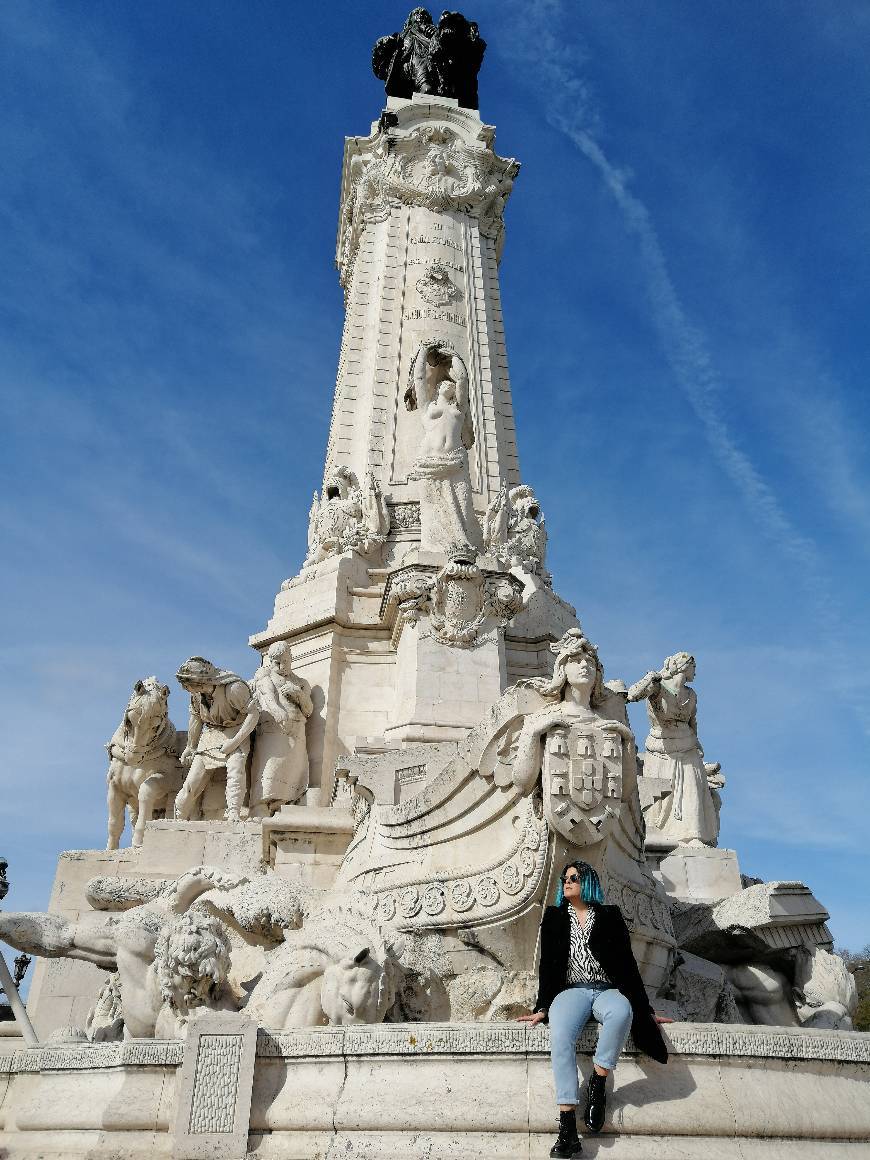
[556,861,604,906]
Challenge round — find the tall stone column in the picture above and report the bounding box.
[329,93,522,526]
[253,92,578,796]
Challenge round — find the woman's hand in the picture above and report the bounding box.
[653,1012,675,1024]
[517,1010,547,1025]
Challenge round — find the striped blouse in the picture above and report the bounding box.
[566,906,611,986]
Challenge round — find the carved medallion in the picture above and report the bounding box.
[416,261,462,307]
[523,825,541,852]
[399,886,422,918]
[450,881,475,912]
[422,884,446,916]
[476,876,500,907]
[501,863,523,895]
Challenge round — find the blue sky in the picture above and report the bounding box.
[2,1,868,952]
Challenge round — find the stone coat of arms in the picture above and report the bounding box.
[541,720,628,846]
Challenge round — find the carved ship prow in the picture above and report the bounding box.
[334,685,676,992]
[335,687,551,930]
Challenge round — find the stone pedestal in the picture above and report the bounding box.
[3,1024,869,1158]
[261,805,354,886]
[650,845,743,902]
[172,1012,257,1160]
[380,553,522,743]
[385,617,507,742]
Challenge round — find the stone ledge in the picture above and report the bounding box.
[4,1039,183,1074]
[255,1022,870,1064]
[5,1023,868,1076]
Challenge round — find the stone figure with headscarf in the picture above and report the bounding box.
[628,652,722,846]
[174,656,259,823]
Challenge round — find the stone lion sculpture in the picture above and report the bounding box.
[303,466,388,567]
[483,482,549,580]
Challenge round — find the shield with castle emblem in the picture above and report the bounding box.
[541,721,625,846]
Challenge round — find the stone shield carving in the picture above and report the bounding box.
[541,722,624,846]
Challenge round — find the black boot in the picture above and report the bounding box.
[549,1108,582,1157]
[583,1070,607,1133]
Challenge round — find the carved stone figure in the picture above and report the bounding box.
[174,658,259,823]
[245,898,402,1028]
[793,946,858,1030]
[725,963,796,1026]
[372,8,486,110]
[483,483,549,579]
[628,653,721,847]
[249,642,313,818]
[303,467,388,568]
[105,676,185,849]
[0,867,244,1038]
[405,340,484,560]
[335,627,672,998]
[512,630,639,846]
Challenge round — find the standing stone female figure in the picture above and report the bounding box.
[628,652,720,846]
[405,340,484,560]
[249,642,313,818]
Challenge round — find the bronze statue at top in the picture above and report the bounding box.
[372,9,486,110]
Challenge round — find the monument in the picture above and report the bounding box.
[1,10,867,1159]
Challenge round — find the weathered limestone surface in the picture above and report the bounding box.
[2,1024,869,1158]
[172,1012,257,1160]
[651,845,743,902]
[22,825,264,1039]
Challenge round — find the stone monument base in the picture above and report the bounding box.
[649,844,743,901]
[2,1023,868,1158]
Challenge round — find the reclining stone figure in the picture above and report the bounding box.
[245,899,403,1027]
[0,866,244,1038]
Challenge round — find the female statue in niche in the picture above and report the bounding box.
[405,339,484,560]
[628,652,721,846]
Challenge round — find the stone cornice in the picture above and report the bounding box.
[336,98,520,292]
[6,1023,868,1075]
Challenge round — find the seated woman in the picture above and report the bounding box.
[519,861,671,1158]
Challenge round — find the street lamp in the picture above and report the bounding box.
[0,858,40,1046]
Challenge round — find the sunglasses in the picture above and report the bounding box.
[562,873,581,884]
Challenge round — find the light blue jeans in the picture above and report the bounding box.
[549,984,633,1105]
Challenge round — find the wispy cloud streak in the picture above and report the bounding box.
[501,0,868,732]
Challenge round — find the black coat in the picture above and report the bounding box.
[534,903,668,1064]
